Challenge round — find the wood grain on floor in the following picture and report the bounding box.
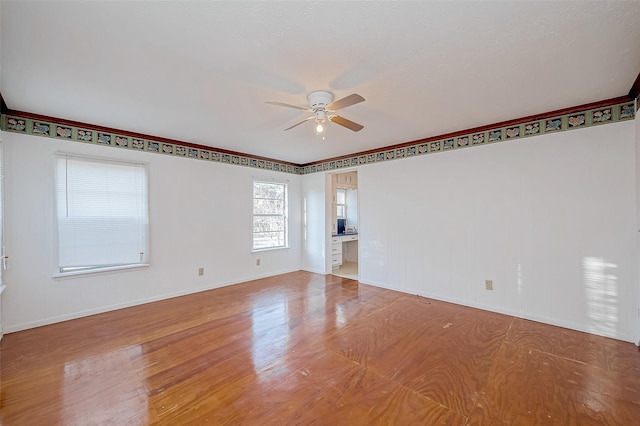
[1,271,639,425]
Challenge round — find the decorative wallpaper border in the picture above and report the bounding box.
[301,99,636,174]
[1,98,636,175]
[0,115,303,175]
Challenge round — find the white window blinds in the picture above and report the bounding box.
[55,154,149,273]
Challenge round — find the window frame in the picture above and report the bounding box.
[53,153,150,278]
[336,188,346,219]
[252,180,288,252]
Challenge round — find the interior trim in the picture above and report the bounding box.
[303,96,631,167]
[0,95,636,175]
[0,94,7,115]
[629,71,640,100]
[302,96,636,173]
[2,110,303,175]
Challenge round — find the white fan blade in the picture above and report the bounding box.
[330,115,364,132]
[284,116,314,131]
[266,101,312,112]
[327,94,365,111]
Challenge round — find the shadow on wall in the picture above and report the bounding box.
[583,257,618,338]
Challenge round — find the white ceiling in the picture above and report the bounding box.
[2,1,639,164]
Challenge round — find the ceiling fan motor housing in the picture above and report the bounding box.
[307,90,334,112]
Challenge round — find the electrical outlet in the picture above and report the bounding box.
[198,267,204,276]
[485,280,493,290]
[256,259,260,266]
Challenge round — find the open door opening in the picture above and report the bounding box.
[329,171,358,280]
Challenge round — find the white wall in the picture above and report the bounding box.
[301,172,327,274]
[636,100,640,345]
[4,115,638,342]
[355,121,638,343]
[2,132,302,332]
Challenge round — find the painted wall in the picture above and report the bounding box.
[355,120,638,343]
[1,132,302,332]
[636,100,640,345]
[301,172,327,274]
[3,113,637,342]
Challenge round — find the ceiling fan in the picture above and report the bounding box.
[267,91,365,133]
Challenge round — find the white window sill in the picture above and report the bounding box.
[53,263,149,279]
[251,246,289,253]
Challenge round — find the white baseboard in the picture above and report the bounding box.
[4,267,300,334]
[358,278,636,344]
[301,266,328,275]
[6,271,637,345]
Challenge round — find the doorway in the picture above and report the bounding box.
[329,171,358,280]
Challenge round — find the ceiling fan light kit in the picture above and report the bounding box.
[267,90,365,134]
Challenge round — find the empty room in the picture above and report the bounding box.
[1,1,640,424]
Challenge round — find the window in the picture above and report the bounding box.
[253,181,287,250]
[336,188,346,219]
[55,153,149,274]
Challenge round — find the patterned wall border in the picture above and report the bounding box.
[0,114,303,175]
[301,99,636,174]
[0,98,636,175]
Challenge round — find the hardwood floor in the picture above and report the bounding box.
[1,271,639,425]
